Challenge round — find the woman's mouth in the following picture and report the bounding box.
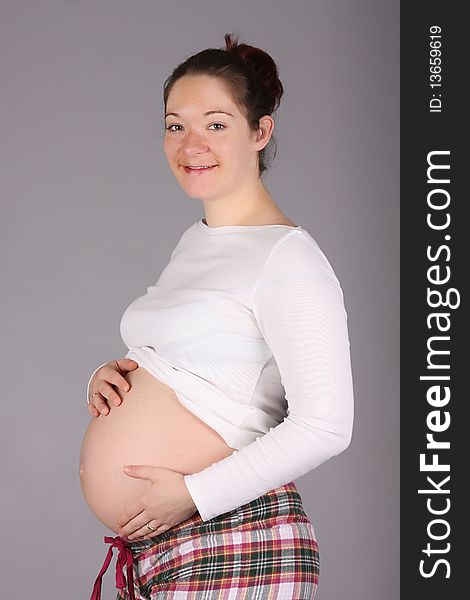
[183,165,218,174]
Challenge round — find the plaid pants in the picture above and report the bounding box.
[90,482,319,599]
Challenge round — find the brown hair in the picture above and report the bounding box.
[163,33,284,177]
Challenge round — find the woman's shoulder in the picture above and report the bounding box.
[262,226,341,287]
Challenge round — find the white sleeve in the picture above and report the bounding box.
[86,362,109,404]
[183,231,355,521]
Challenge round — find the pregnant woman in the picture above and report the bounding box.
[80,32,354,600]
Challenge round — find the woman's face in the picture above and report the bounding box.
[163,74,261,201]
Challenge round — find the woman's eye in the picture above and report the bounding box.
[209,123,225,131]
[165,123,226,132]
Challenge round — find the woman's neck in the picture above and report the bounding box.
[201,183,293,228]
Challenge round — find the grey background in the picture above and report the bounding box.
[0,1,399,598]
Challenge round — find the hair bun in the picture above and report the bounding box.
[224,33,283,113]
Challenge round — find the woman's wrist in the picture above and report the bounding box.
[86,362,109,403]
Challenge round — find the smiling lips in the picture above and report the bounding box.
[183,164,218,174]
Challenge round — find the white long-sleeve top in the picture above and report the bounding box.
[87,218,354,521]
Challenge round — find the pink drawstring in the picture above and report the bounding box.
[90,536,136,600]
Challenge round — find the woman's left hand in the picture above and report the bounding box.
[117,465,198,541]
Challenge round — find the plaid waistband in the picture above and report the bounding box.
[89,481,308,599]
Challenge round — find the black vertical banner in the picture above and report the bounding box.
[401,3,466,598]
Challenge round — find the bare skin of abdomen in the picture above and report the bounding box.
[79,366,236,533]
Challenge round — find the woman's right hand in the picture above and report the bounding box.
[87,359,139,418]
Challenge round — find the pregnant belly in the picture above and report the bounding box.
[79,366,236,533]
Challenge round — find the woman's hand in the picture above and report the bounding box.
[87,358,139,418]
[117,466,198,541]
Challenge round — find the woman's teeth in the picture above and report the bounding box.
[184,165,218,173]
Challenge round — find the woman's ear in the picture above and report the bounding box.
[256,115,274,149]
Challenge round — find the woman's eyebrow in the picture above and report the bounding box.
[165,110,235,119]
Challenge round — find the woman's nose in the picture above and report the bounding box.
[180,130,209,153]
